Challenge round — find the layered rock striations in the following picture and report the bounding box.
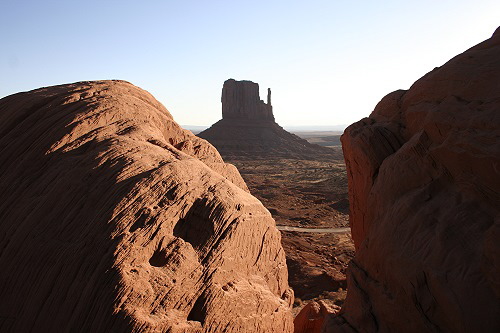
[198,79,337,158]
[0,80,294,332]
[325,29,500,331]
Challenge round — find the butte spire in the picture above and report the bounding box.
[198,78,335,158]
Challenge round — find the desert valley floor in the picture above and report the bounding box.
[213,131,355,315]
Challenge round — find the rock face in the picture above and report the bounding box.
[222,79,274,121]
[325,29,500,331]
[294,301,339,333]
[0,80,294,332]
[198,79,334,158]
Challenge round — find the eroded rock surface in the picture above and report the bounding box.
[0,80,293,332]
[199,79,335,158]
[294,300,339,333]
[327,29,500,332]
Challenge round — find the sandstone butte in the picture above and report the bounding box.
[319,27,500,332]
[198,79,337,158]
[0,80,294,332]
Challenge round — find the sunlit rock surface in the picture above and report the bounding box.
[0,80,293,333]
[294,300,339,333]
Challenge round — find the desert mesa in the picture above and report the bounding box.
[198,78,337,158]
[0,27,499,333]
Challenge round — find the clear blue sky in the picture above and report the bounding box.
[1,0,499,127]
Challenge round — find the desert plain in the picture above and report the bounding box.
[217,133,354,315]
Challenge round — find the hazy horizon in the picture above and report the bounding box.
[183,124,348,132]
[1,1,499,127]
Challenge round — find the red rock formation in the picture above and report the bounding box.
[326,29,500,332]
[294,301,339,333]
[198,79,336,158]
[0,80,294,332]
[222,79,274,121]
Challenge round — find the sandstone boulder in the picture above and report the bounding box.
[0,80,294,332]
[294,301,339,333]
[326,28,500,332]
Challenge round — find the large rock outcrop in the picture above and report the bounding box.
[326,29,500,332]
[0,80,294,332]
[222,79,274,121]
[198,79,336,158]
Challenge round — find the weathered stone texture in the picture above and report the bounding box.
[0,80,294,333]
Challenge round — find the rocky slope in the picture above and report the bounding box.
[325,28,500,332]
[198,79,335,158]
[0,80,294,332]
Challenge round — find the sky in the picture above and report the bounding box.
[1,0,499,128]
